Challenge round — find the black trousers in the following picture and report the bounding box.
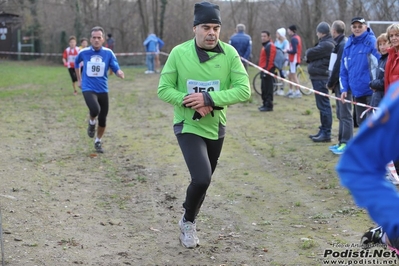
[176,133,224,222]
[261,69,275,108]
[82,91,109,127]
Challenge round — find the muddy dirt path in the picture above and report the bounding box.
[0,67,385,266]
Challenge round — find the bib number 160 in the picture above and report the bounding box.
[192,86,215,93]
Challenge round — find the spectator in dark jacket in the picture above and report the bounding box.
[306,22,335,142]
[326,20,352,155]
[369,33,390,108]
[229,24,252,70]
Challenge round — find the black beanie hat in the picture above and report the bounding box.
[288,25,297,32]
[316,22,330,34]
[193,2,222,26]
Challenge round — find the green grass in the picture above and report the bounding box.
[0,60,373,266]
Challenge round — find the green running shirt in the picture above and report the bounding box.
[158,39,251,140]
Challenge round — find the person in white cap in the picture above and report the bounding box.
[274,28,290,96]
[340,17,380,127]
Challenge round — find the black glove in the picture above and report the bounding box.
[192,106,224,121]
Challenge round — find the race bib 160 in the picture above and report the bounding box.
[186,79,220,94]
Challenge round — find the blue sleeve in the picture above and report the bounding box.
[243,35,252,60]
[287,38,298,54]
[109,51,120,74]
[158,38,164,50]
[336,80,399,241]
[74,52,82,69]
[339,47,349,93]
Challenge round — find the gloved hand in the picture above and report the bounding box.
[192,106,224,121]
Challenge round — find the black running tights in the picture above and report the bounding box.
[83,91,109,127]
[176,133,224,222]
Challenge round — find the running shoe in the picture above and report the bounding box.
[329,143,340,151]
[178,215,199,248]
[361,226,384,249]
[289,90,302,98]
[277,89,285,96]
[285,90,294,97]
[95,141,104,153]
[331,143,347,155]
[87,122,95,138]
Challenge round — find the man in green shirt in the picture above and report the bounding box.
[158,1,251,249]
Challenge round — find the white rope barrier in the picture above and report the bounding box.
[241,57,376,113]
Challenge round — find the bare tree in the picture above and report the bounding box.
[138,0,149,39]
[1,0,399,62]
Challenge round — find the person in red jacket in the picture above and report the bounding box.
[286,25,303,98]
[384,23,399,93]
[383,23,399,179]
[258,30,276,112]
[62,36,80,95]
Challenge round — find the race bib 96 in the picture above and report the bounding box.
[86,57,105,77]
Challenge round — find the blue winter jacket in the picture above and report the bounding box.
[339,28,380,98]
[336,80,399,242]
[143,34,164,52]
[229,31,252,60]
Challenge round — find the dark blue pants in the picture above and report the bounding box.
[312,79,332,136]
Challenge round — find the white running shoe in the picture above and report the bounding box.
[285,90,294,97]
[277,89,285,96]
[178,215,199,248]
[289,90,302,98]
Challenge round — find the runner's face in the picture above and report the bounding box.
[90,30,105,50]
[81,40,88,48]
[69,39,76,48]
[194,23,220,49]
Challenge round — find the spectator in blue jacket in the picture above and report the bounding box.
[143,33,164,74]
[229,24,252,70]
[339,17,380,126]
[336,80,399,255]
